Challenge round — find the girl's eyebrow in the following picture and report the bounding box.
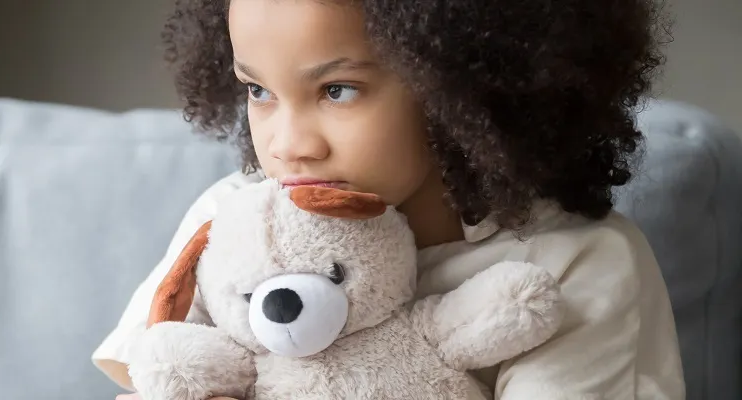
[300,57,378,81]
[233,60,261,81]
[233,57,378,82]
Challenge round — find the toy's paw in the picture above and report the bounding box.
[128,322,255,400]
[417,261,564,370]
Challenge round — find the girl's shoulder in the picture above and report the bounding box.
[419,202,661,297]
[529,206,658,281]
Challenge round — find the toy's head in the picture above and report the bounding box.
[146,179,417,358]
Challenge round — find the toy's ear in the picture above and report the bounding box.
[289,186,386,219]
[146,220,212,328]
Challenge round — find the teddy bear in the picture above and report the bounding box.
[128,178,564,400]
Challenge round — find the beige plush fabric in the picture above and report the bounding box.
[126,179,563,400]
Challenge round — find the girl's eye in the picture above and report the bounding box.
[325,85,359,104]
[246,83,272,103]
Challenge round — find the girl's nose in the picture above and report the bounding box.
[269,109,329,162]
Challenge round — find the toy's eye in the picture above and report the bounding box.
[244,293,253,303]
[330,263,345,285]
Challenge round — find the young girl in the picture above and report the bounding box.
[95,0,684,398]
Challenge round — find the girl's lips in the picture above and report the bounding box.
[280,178,348,189]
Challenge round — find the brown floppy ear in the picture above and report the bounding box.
[146,220,212,328]
[289,186,386,219]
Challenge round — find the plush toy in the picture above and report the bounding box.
[128,179,564,400]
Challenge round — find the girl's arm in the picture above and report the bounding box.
[493,217,684,399]
[92,170,260,391]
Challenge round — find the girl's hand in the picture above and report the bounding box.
[116,394,238,400]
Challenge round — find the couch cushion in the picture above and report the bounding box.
[0,98,239,399]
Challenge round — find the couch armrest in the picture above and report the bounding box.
[615,98,742,400]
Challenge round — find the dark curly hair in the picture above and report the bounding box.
[162,0,670,230]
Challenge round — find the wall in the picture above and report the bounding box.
[0,0,179,110]
[657,0,742,133]
[0,0,740,132]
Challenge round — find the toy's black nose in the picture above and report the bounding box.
[262,288,303,324]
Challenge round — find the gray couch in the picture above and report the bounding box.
[0,97,740,400]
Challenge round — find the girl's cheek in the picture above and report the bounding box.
[248,118,272,162]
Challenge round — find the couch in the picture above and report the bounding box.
[0,96,739,400]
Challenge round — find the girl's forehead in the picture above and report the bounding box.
[228,0,374,68]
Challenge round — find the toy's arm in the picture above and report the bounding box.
[410,261,564,371]
[128,322,256,400]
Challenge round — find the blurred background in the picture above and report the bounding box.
[0,1,740,400]
[0,0,740,133]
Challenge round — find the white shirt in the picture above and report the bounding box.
[92,170,685,399]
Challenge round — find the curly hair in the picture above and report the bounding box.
[162,0,670,231]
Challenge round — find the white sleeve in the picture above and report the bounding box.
[91,170,260,390]
[494,216,684,399]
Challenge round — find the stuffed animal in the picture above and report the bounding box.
[128,179,564,400]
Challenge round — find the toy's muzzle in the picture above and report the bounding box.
[248,273,349,358]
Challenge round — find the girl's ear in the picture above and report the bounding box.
[289,186,386,219]
[146,220,212,328]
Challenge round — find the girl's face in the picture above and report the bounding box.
[228,0,433,208]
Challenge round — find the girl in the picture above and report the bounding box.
[96,0,685,398]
